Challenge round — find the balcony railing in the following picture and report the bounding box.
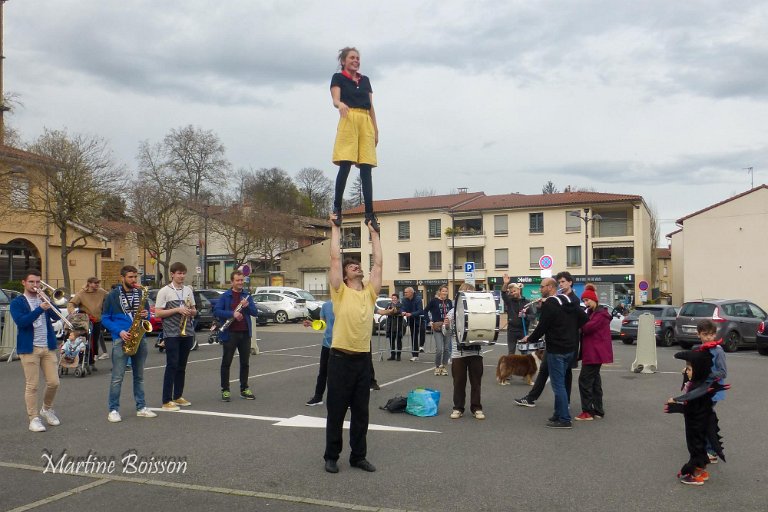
[341,239,361,249]
[592,257,634,266]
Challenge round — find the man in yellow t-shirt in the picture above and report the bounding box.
[323,212,382,474]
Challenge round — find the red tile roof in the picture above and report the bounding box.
[344,190,643,215]
[344,192,486,215]
[452,191,643,212]
[676,184,768,224]
[0,144,59,170]
[655,248,671,259]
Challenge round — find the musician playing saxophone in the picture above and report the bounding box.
[213,270,261,402]
[101,265,156,423]
[154,262,196,411]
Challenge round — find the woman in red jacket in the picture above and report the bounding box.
[576,284,614,421]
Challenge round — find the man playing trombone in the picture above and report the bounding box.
[154,262,196,411]
[10,270,63,433]
[213,270,260,402]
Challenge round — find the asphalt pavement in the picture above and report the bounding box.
[1,324,766,512]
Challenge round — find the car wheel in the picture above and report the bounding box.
[758,345,768,356]
[723,331,740,352]
[622,338,634,345]
[659,328,675,348]
[678,341,693,349]
[275,311,288,324]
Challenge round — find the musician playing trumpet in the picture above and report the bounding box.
[213,270,261,402]
[101,265,156,423]
[10,270,62,432]
[154,262,196,411]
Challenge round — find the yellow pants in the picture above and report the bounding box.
[332,108,377,167]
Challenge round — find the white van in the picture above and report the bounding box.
[254,287,324,319]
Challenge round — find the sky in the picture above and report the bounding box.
[4,1,767,243]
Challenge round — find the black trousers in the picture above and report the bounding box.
[408,316,426,356]
[452,355,483,413]
[162,336,194,403]
[220,331,251,392]
[506,328,525,354]
[526,356,572,402]
[313,345,331,399]
[324,349,370,463]
[578,363,604,416]
[387,320,403,359]
[88,321,103,365]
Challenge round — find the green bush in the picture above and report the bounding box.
[1,281,24,293]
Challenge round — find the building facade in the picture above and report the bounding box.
[319,190,653,305]
[668,185,768,309]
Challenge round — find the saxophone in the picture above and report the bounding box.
[123,284,153,356]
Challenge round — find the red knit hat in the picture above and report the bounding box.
[581,283,598,302]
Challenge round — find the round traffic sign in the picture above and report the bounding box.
[240,264,252,277]
[539,254,553,270]
[638,280,649,291]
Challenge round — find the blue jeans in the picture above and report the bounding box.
[109,337,148,412]
[547,351,575,423]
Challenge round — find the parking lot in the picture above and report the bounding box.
[1,325,767,512]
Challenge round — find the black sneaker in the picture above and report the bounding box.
[350,459,376,472]
[240,388,255,400]
[332,208,342,227]
[546,420,573,429]
[365,215,380,233]
[325,459,339,473]
[514,397,535,407]
[306,396,323,406]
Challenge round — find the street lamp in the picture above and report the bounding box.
[202,203,209,288]
[570,208,602,278]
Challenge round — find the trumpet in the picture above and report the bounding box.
[180,295,192,336]
[39,281,69,307]
[34,287,74,330]
[219,297,248,332]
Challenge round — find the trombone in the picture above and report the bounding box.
[38,281,69,307]
[34,285,74,330]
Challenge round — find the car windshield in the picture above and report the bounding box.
[294,290,316,301]
[679,303,716,317]
[0,289,10,305]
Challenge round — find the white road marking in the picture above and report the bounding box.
[149,408,440,433]
[230,362,318,382]
[144,343,321,370]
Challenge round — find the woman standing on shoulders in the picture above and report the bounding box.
[576,284,613,421]
[330,46,379,232]
[426,286,452,376]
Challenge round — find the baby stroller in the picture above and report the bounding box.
[58,313,93,378]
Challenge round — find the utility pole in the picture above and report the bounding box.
[0,1,11,146]
[744,167,754,189]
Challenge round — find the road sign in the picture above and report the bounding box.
[241,264,252,277]
[638,280,649,291]
[464,262,475,273]
[195,266,202,274]
[539,255,553,270]
[639,290,648,303]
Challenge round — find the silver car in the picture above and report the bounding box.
[252,292,308,324]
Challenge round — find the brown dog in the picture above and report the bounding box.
[496,349,545,385]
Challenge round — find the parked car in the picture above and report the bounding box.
[674,299,767,352]
[373,297,393,334]
[147,297,163,334]
[0,288,11,337]
[619,305,680,347]
[252,292,307,323]
[2,288,20,300]
[756,321,768,356]
[192,292,214,330]
[255,287,324,319]
[601,304,624,337]
[253,303,272,326]
[198,289,226,310]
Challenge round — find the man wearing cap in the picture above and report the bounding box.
[501,274,535,355]
[68,277,109,365]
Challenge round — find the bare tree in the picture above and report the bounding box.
[541,181,559,194]
[26,128,125,292]
[414,188,437,197]
[295,167,333,217]
[129,183,197,285]
[208,205,263,267]
[342,175,363,210]
[1,92,23,148]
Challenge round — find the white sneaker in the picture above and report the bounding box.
[40,407,61,426]
[419,347,425,353]
[410,356,419,362]
[136,407,157,418]
[434,367,441,375]
[108,410,122,423]
[98,353,109,360]
[29,417,47,432]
